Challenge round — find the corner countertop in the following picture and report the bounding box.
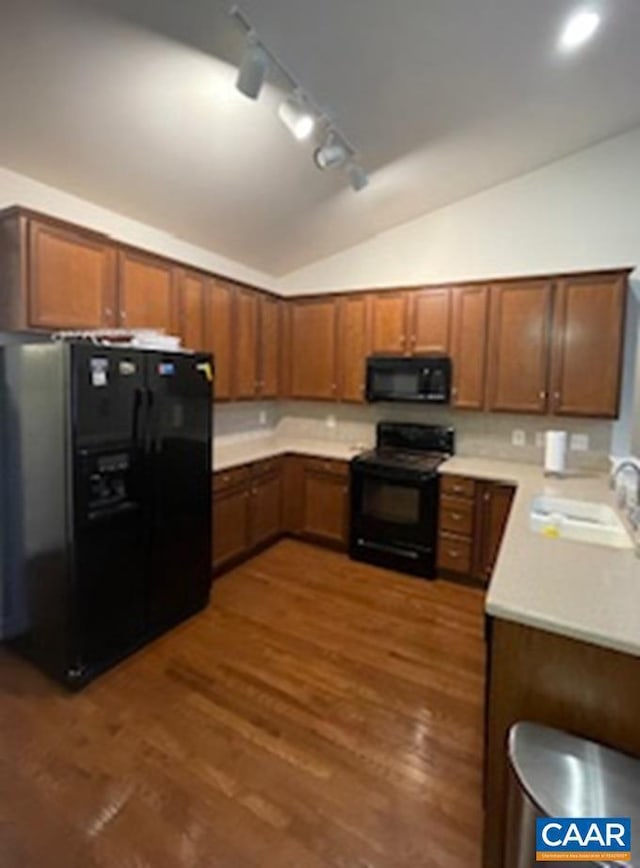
[440,456,640,659]
[213,436,365,471]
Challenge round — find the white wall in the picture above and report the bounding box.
[279,125,640,294]
[0,165,276,291]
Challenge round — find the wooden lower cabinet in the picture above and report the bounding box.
[299,458,349,548]
[212,459,283,571]
[212,482,251,569]
[473,482,515,583]
[437,474,514,585]
[213,454,350,572]
[249,461,283,548]
[484,618,640,868]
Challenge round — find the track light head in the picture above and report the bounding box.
[277,93,315,141]
[313,133,350,170]
[347,163,369,192]
[236,35,269,100]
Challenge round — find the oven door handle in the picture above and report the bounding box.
[350,464,433,486]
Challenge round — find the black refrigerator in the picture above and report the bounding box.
[0,336,213,687]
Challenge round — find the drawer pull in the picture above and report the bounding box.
[451,512,462,521]
[448,550,460,559]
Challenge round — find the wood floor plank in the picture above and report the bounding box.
[0,540,485,868]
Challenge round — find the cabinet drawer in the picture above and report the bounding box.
[437,534,472,574]
[439,496,474,536]
[440,474,475,499]
[213,465,250,493]
[300,456,349,479]
[251,457,282,480]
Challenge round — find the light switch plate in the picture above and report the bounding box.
[570,433,589,452]
[326,414,337,430]
[511,429,526,447]
[258,410,267,426]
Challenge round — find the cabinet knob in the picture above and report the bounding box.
[451,513,462,521]
[448,550,460,559]
[120,310,126,321]
[539,390,546,400]
[483,491,491,502]
[105,307,112,317]
[554,391,561,401]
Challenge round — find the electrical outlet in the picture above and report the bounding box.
[258,410,267,426]
[326,414,337,430]
[570,434,589,452]
[535,432,545,448]
[511,429,526,447]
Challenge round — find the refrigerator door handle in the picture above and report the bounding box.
[144,388,155,453]
[132,387,144,449]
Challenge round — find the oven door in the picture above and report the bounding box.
[349,463,439,577]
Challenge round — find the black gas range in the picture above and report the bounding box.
[349,422,455,578]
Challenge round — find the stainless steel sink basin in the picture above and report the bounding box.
[530,495,633,549]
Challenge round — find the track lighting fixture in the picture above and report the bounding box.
[278,94,316,141]
[236,35,269,100]
[347,163,369,192]
[229,5,367,192]
[314,133,350,170]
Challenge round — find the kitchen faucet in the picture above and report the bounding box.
[611,461,640,530]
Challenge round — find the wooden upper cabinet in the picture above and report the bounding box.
[118,249,176,333]
[233,287,259,399]
[176,268,208,351]
[207,278,234,401]
[551,273,627,418]
[486,280,553,414]
[338,294,369,403]
[450,285,489,410]
[409,288,451,355]
[367,291,409,355]
[290,298,338,400]
[258,294,280,399]
[279,301,292,400]
[28,219,117,330]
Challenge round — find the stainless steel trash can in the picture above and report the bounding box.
[504,722,640,867]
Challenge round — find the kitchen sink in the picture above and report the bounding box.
[529,495,633,549]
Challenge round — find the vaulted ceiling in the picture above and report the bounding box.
[1,0,640,275]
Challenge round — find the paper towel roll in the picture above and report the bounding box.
[544,430,567,476]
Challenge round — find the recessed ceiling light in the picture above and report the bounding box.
[559,8,601,51]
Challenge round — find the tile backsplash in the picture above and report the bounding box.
[214,401,612,470]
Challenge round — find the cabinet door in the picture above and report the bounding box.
[338,294,369,403]
[409,288,451,355]
[250,470,282,547]
[176,268,207,351]
[473,483,515,584]
[551,273,627,418]
[212,485,251,569]
[290,298,338,400]
[118,250,176,333]
[367,291,408,355]
[234,287,259,399]
[28,219,116,329]
[486,281,553,414]
[301,465,349,547]
[450,285,489,410]
[258,294,280,399]
[207,278,234,401]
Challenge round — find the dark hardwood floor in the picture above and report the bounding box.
[0,540,486,868]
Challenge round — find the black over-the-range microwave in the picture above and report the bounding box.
[365,356,452,404]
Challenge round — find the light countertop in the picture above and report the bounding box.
[213,438,640,659]
[440,456,640,659]
[213,436,365,471]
